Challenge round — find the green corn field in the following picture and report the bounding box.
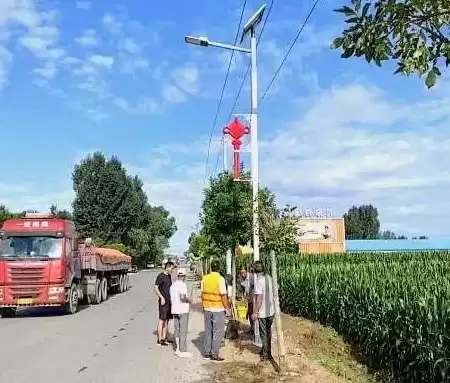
[230,251,450,382]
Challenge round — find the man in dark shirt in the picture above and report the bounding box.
[154,261,175,346]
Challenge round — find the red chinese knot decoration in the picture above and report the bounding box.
[223,117,250,179]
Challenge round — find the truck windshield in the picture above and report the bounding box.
[0,236,63,259]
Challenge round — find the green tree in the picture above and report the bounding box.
[380,229,397,239]
[0,205,13,227]
[0,205,26,226]
[50,204,73,220]
[201,172,252,255]
[188,232,211,260]
[332,0,450,88]
[129,206,177,266]
[72,152,177,264]
[200,170,297,256]
[72,152,143,243]
[260,204,299,253]
[344,204,380,239]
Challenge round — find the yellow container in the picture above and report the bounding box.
[236,303,247,321]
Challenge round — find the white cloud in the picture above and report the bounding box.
[120,57,149,73]
[102,14,122,35]
[114,97,161,115]
[127,79,450,253]
[0,0,65,89]
[19,24,60,58]
[216,50,243,73]
[119,37,140,54]
[162,85,186,103]
[0,46,12,88]
[33,61,56,79]
[258,84,450,237]
[76,1,91,10]
[75,29,98,47]
[89,54,114,68]
[171,65,199,95]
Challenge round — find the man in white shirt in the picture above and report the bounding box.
[251,261,275,361]
[170,267,192,358]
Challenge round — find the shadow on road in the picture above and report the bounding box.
[3,287,135,319]
[191,330,206,356]
[9,304,91,318]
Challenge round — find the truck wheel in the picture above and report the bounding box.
[119,274,124,293]
[91,279,102,304]
[0,308,17,318]
[64,284,79,315]
[100,278,108,302]
[124,275,130,291]
[122,275,128,292]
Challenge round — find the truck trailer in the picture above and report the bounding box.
[0,213,132,318]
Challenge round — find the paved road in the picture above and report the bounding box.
[0,270,210,383]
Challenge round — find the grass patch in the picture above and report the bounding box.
[281,314,377,382]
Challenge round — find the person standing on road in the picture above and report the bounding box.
[154,261,175,346]
[201,260,228,361]
[251,261,275,361]
[239,267,255,334]
[170,267,193,358]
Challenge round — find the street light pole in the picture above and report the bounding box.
[249,28,260,262]
[185,4,266,263]
[223,136,228,172]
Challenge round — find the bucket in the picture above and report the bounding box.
[236,303,247,321]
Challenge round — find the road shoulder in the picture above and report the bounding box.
[209,313,375,383]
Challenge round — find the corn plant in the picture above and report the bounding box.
[275,251,450,382]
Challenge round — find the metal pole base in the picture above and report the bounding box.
[252,319,262,347]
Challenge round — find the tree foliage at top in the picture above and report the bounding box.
[0,205,25,227]
[72,152,176,265]
[50,204,73,220]
[344,204,380,239]
[332,0,450,88]
[199,170,298,257]
[380,229,428,240]
[188,232,211,260]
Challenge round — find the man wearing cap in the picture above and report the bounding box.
[170,267,193,358]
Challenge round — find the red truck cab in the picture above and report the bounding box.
[0,213,79,317]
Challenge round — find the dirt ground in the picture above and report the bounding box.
[207,314,375,383]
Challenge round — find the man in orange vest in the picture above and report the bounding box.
[201,260,228,361]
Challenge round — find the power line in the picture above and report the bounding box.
[259,0,322,105]
[202,0,248,186]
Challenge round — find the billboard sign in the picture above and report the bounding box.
[297,219,338,242]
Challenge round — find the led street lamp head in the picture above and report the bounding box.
[184,35,209,47]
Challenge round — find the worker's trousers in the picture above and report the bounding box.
[259,315,274,358]
[173,313,189,352]
[203,310,225,357]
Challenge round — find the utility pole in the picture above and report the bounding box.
[223,136,228,172]
[249,26,260,262]
[185,4,266,263]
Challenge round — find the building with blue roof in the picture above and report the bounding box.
[346,239,450,252]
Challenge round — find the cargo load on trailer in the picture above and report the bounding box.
[0,213,132,318]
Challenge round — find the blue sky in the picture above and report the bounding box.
[1,0,449,253]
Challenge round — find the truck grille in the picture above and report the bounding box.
[8,267,45,284]
[10,286,41,299]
